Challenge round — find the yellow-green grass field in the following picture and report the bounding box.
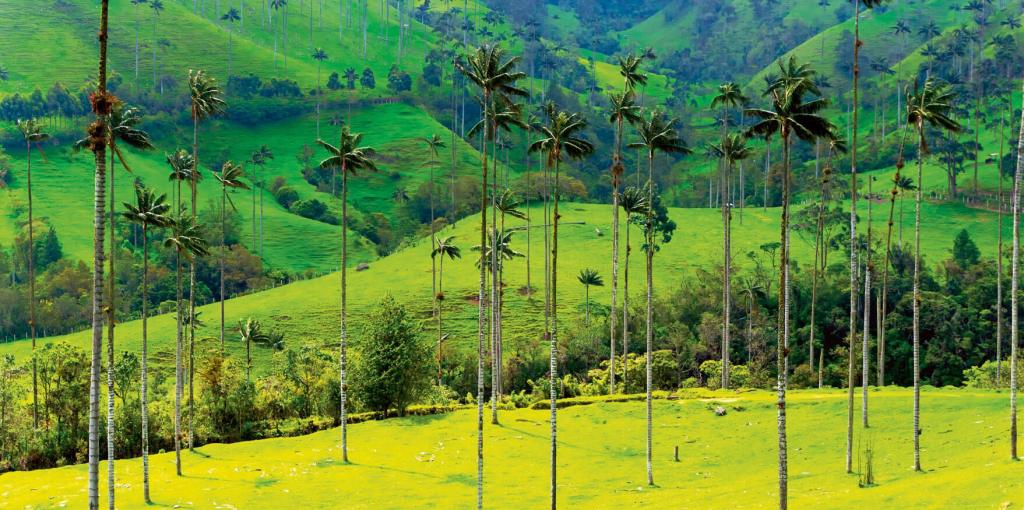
[1,388,1020,508]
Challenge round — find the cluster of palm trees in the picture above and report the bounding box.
[56,2,1024,509]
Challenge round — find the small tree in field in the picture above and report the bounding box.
[353,295,432,417]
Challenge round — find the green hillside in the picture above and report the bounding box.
[2,388,1020,508]
[0,199,1004,372]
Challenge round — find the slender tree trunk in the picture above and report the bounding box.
[645,150,655,487]
[623,220,630,391]
[609,117,623,394]
[862,176,871,428]
[437,256,444,384]
[476,90,489,510]
[777,134,792,509]
[810,169,826,377]
[845,0,862,476]
[141,226,151,503]
[491,136,500,426]
[221,185,227,352]
[106,146,117,509]
[722,157,732,389]
[188,115,200,453]
[1010,82,1024,460]
[913,120,925,471]
[551,155,562,507]
[88,2,111,506]
[997,110,1006,386]
[341,165,350,462]
[27,143,38,429]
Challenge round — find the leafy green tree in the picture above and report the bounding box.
[352,295,432,416]
[14,118,48,430]
[952,229,980,268]
[629,108,689,486]
[221,8,241,77]
[907,78,960,470]
[122,185,172,503]
[316,125,377,463]
[237,317,269,382]
[360,67,376,89]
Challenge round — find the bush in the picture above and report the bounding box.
[351,295,433,416]
[963,360,1024,389]
[700,360,753,389]
[291,198,337,225]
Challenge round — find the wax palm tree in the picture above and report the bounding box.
[628,109,690,486]
[879,110,913,388]
[186,69,223,452]
[150,0,164,91]
[530,103,593,507]
[221,8,240,77]
[270,0,286,67]
[237,317,269,382]
[431,235,461,383]
[15,119,48,430]
[317,125,377,463]
[88,104,153,502]
[122,185,171,504]
[619,53,649,187]
[1011,82,1024,461]
[422,133,447,325]
[619,185,648,390]
[907,79,960,470]
[494,189,526,403]
[163,214,209,476]
[745,67,832,507]
[607,90,642,394]
[577,269,604,328]
[706,132,752,389]
[86,2,114,502]
[456,44,526,508]
[132,0,148,87]
[249,144,273,252]
[810,135,845,385]
[312,47,328,138]
[213,162,249,352]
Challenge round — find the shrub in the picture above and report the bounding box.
[351,295,433,416]
[963,360,1024,389]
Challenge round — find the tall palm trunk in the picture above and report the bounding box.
[644,149,655,486]
[174,178,183,476]
[491,136,500,425]
[862,176,871,428]
[880,125,911,387]
[88,2,111,506]
[845,0,862,476]
[437,255,444,384]
[551,156,561,507]
[220,184,227,352]
[912,119,925,471]
[26,141,38,429]
[722,158,732,389]
[810,168,826,385]
[106,146,118,509]
[623,216,631,390]
[475,90,489,510]
[996,110,1006,385]
[610,117,623,394]
[777,134,792,509]
[188,114,200,454]
[141,224,152,503]
[1010,83,1024,461]
[341,162,350,462]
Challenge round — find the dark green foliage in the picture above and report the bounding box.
[952,229,979,269]
[352,296,432,416]
[290,199,337,225]
[387,65,412,94]
[325,72,342,91]
[360,68,376,89]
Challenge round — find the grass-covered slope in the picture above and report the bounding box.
[0,199,1005,373]
[1,388,1020,508]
